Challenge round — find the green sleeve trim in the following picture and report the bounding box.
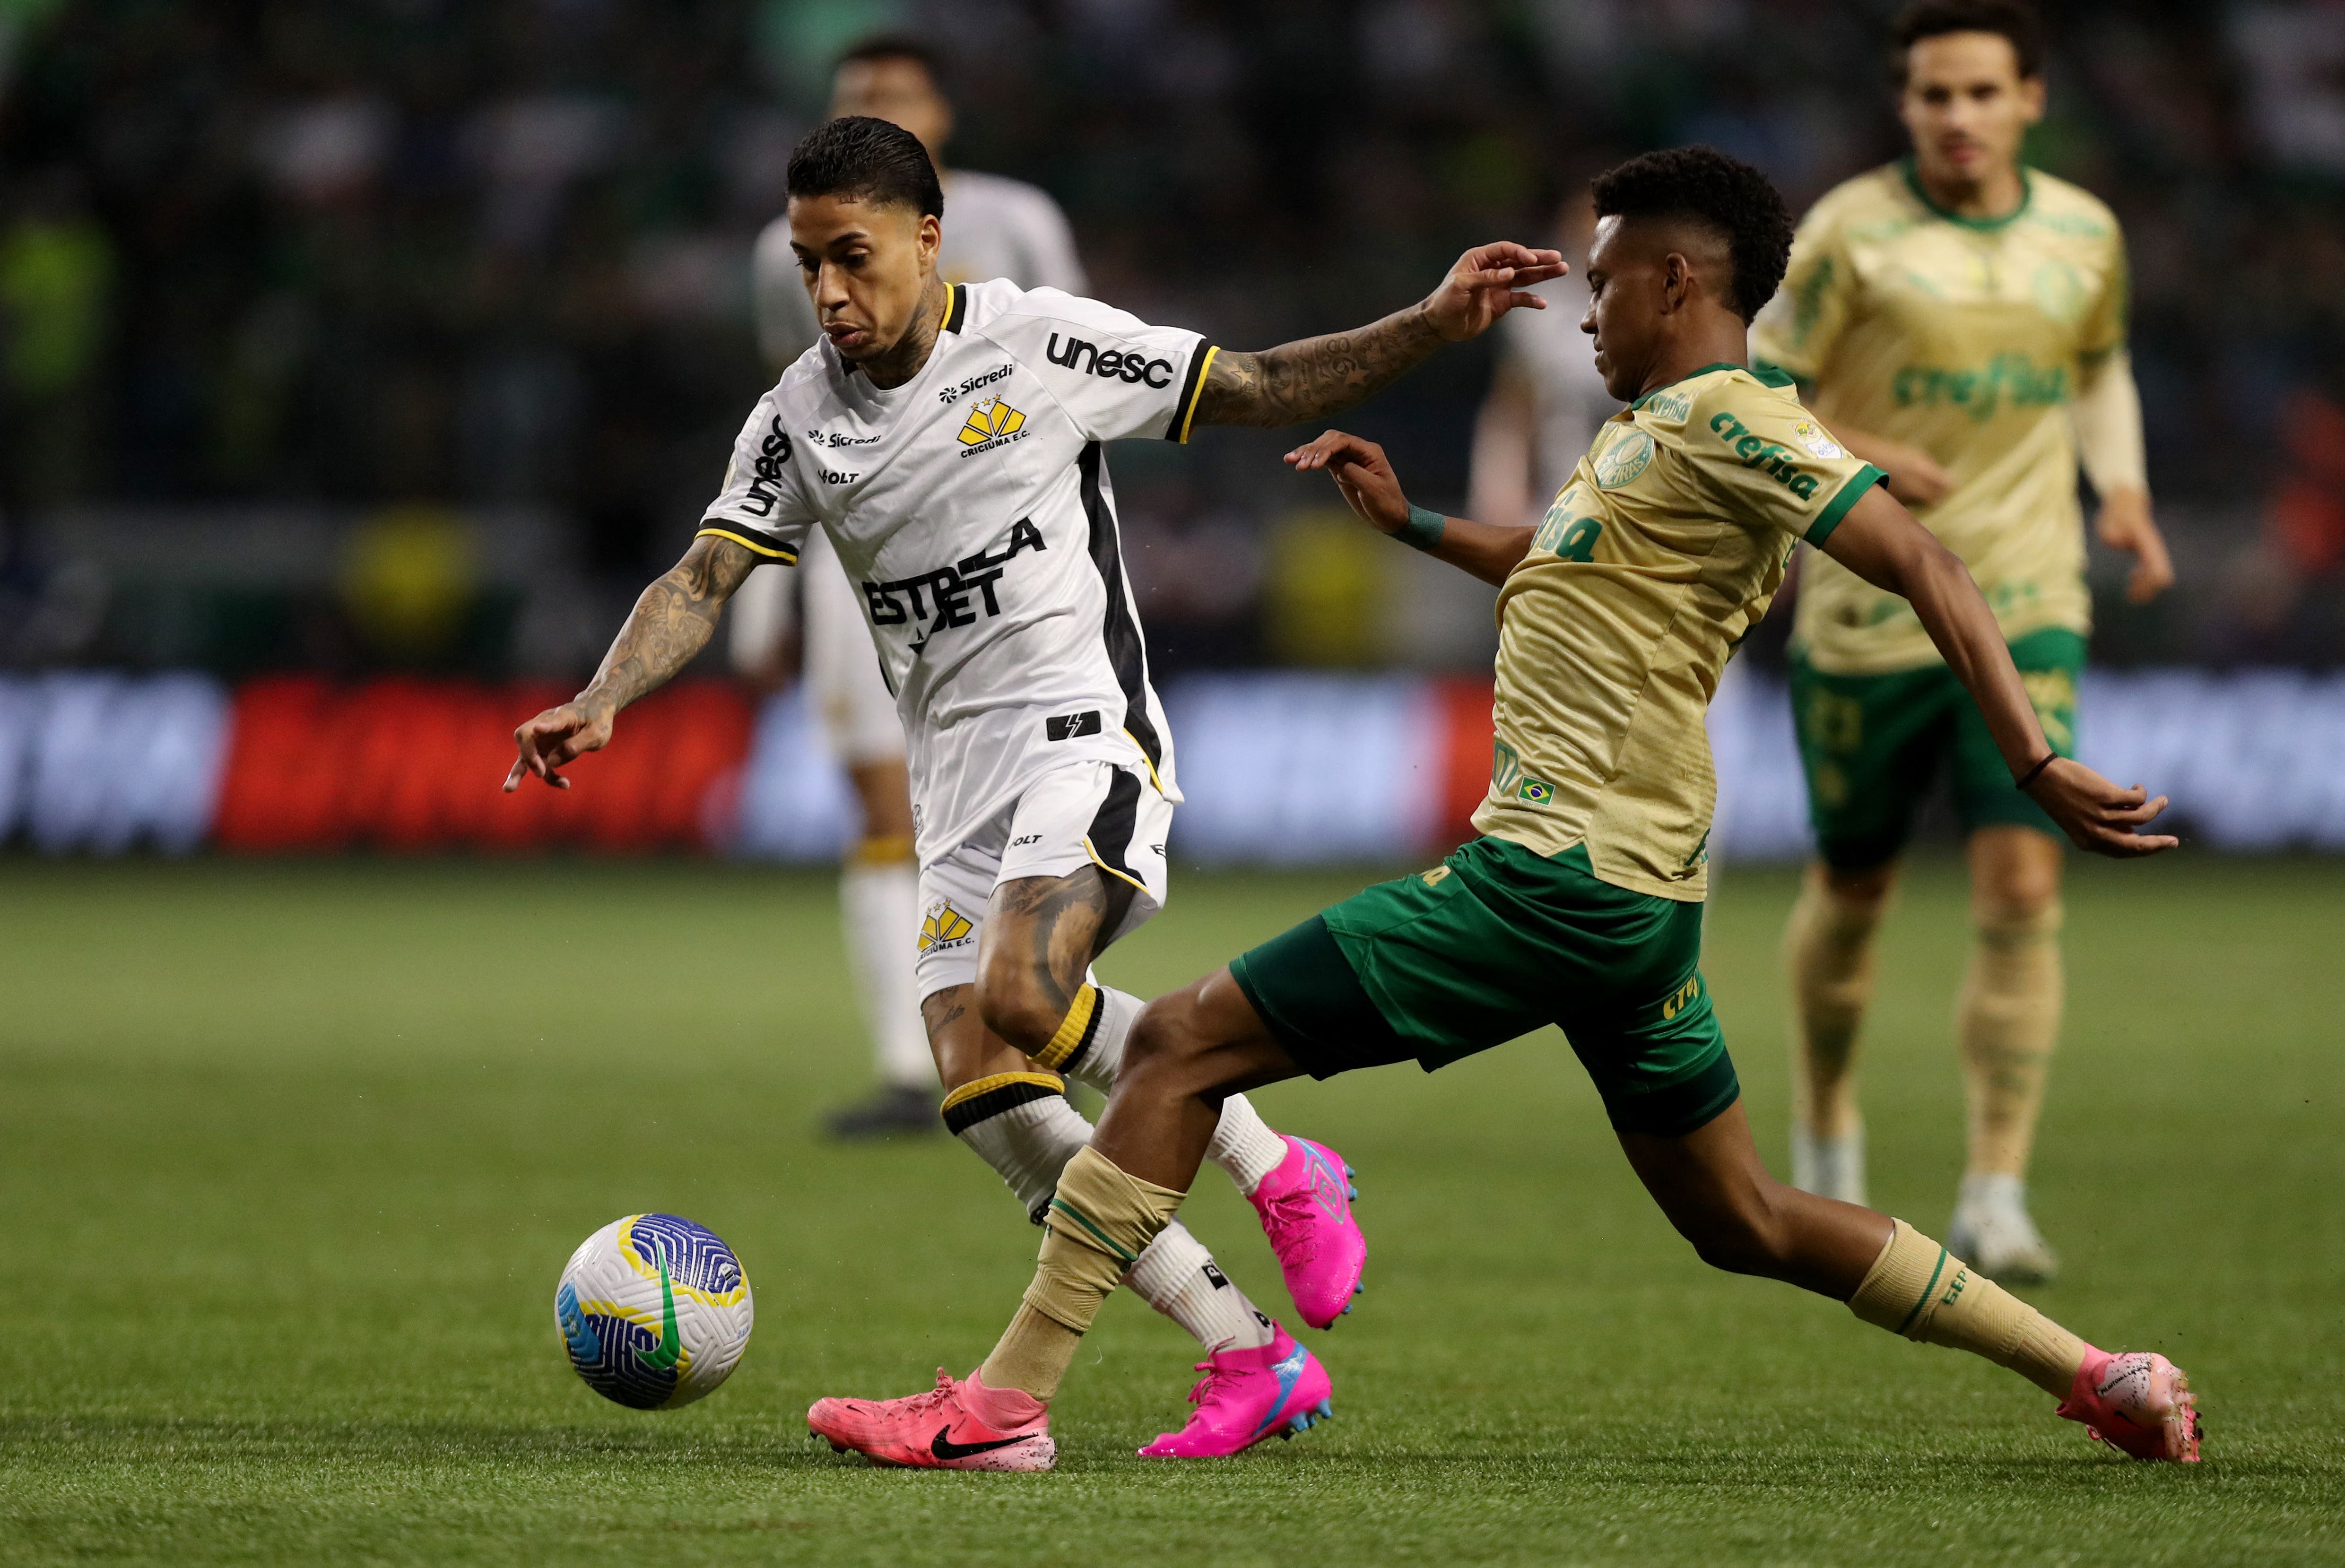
[1751,358,1807,390]
[1805,463,1887,547]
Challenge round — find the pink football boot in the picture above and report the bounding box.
[1137,1325,1334,1458]
[1247,1135,1367,1329]
[2056,1350,2202,1462]
[808,1367,1055,1471]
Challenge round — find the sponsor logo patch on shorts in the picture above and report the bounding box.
[1045,710,1103,741]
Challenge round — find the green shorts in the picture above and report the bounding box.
[1789,626,2084,873]
[1228,837,1738,1138]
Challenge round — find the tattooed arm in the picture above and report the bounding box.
[504,535,759,791]
[1192,241,1567,430]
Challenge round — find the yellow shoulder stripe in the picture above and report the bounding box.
[1173,345,1218,444]
[695,526,797,563]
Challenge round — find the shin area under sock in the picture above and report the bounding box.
[1847,1218,2087,1398]
[983,1146,1185,1399]
[1783,866,1884,1144]
[946,1071,1269,1353]
[1958,902,2064,1179]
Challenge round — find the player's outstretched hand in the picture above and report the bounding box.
[504,700,614,792]
[1421,243,1567,343]
[2024,756,2179,857]
[1287,430,1409,535]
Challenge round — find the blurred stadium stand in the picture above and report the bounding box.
[0,0,2340,859]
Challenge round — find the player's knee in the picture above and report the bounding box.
[1818,860,1896,919]
[1680,1190,1799,1279]
[1123,994,1222,1098]
[973,978,1061,1057]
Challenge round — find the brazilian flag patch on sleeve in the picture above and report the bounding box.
[1517,777,1555,805]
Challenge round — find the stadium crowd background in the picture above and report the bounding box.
[0,0,2342,860]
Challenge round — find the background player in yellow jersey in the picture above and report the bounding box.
[1750,0,2176,1280]
[806,147,2200,1472]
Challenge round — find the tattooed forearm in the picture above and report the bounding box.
[1193,302,1447,430]
[921,985,971,1044]
[580,536,757,715]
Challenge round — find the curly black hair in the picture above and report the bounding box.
[787,115,944,219]
[1589,146,1794,323]
[1890,0,2043,86]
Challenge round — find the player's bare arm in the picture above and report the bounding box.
[1285,429,1529,586]
[1801,413,1954,508]
[1193,243,1565,429]
[504,534,758,791]
[1820,485,2176,858]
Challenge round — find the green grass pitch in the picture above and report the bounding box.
[1,851,2339,1566]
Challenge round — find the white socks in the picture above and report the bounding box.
[1125,1224,1277,1352]
[1061,980,1288,1196]
[1206,1095,1288,1195]
[951,1079,1276,1353]
[839,859,931,1091]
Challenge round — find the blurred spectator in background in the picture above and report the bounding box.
[0,0,2333,675]
[0,165,110,507]
[1468,189,1610,532]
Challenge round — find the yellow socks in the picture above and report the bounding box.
[1784,866,1885,1141]
[981,1146,1187,1400]
[1958,901,2063,1178]
[1847,1219,2088,1397]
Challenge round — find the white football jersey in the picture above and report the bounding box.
[700,279,1211,863]
[753,170,1086,367]
[1497,274,1615,505]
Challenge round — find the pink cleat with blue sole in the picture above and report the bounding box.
[1138,1324,1334,1458]
[1247,1135,1367,1330]
[2056,1349,2202,1462]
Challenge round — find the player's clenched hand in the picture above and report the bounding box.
[504,700,615,792]
[2023,757,2179,858]
[1286,431,1409,534]
[1421,243,1567,343]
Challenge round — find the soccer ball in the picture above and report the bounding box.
[555,1213,753,1409]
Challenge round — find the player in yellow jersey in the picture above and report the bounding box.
[806,147,2200,1471]
[1750,0,2175,1281]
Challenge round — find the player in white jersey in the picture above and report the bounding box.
[734,36,1091,1139]
[1468,192,1611,530]
[508,115,1563,1455]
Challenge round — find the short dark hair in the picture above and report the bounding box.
[1589,146,1793,323]
[786,115,944,218]
[1891,0,2044,85]
[836,33,943,86]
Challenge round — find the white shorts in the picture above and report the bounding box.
[728,528,904,767]
[914,759,1173,997]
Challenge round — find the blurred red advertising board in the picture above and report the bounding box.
[211,677,752,853]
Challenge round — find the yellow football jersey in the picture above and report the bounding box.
[1751,162,2128,676]
[1474,365,1883,901]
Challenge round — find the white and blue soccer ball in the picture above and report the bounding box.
[555,1214,753,1410]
